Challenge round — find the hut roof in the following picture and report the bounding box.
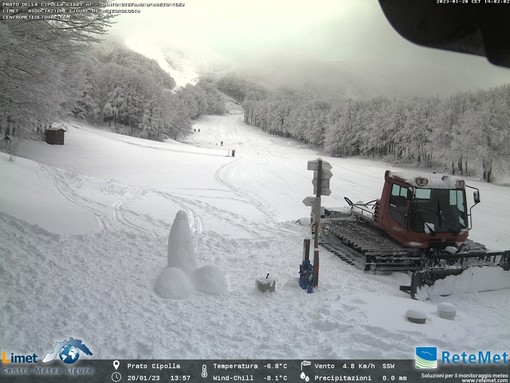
[46,123,67,132]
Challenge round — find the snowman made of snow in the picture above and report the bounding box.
[154,210,228,299]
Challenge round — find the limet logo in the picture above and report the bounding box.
[1,351,38,364]
[43,338,93,365]
[416,347,509,369]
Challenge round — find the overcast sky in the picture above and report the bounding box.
[107,0,510,97]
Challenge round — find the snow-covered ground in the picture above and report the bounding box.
[1,114,509,360]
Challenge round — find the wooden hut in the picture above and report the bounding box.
[45,126,66,145]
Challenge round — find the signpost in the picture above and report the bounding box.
[302,196,316,206]
[303,158,332,287]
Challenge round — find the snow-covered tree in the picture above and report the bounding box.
[458,95,510,182]
[0,3,113,136]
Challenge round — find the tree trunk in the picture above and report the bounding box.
[457,154,463,174]
[483,161,492,183]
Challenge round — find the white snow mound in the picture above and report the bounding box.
[167,210,198,274]
[191,264,228,295]
[416,266,510,299]
[154,267,193,299]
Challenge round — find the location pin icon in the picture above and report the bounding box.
[113,360,120,370]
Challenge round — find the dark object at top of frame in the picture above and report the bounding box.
[379,0,510,68]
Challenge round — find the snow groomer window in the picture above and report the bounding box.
[389,183,407,226]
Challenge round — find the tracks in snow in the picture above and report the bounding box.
[38,164,110,231]
[214,157,297,237]
[36,123,298,240]
[38,164,161,236]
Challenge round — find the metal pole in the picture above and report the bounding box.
[313,159,322,287]
[303,238,310,262]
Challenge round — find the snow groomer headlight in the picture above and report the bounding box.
[415,177,428,187]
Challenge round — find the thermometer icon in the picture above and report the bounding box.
[201,364,208,378]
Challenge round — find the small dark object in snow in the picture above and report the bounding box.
[406,309,426,324]
[257,276,276,292]
[437,302,457,320]
[45,126,66,145]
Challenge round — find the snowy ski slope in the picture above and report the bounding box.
[1,114,509,359]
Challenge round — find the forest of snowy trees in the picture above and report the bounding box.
[0,7,225,143]
[77,44,225,141]
[231,77,510,183]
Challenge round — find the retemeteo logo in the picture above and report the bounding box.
[416,347,438,369]
[416,347,509,369]
[442,350,509,365]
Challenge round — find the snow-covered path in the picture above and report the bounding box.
[1,114,509,360]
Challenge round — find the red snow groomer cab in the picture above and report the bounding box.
[321,170,510,298]
[376,170,471,249]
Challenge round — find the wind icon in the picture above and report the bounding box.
[300,360,311,381]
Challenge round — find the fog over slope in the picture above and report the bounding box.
[108,0,510,98]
